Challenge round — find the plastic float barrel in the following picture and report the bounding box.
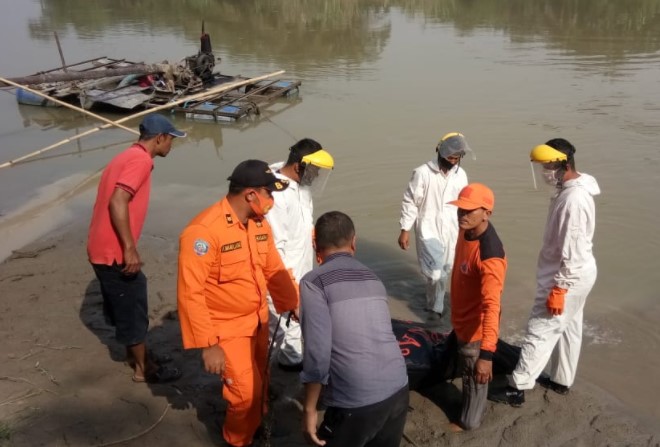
[16,88,61,107]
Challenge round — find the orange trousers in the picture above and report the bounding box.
[220,328,269,447]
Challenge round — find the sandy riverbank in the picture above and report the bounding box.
[0,223,658,447]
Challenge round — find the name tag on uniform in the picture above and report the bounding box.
[255,234,268,242]
[221,241,242,252]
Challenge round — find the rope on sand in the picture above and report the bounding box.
[93,403,170,447]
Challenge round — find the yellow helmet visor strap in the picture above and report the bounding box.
[440,131,464,141]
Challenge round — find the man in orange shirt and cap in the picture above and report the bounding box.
[447,183,507,430]
[177,160,299,447]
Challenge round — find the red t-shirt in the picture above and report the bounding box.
[87,144,153,265]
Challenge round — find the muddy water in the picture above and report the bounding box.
[1,0,659,430]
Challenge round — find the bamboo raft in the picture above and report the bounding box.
[3,27,301,124]
[0,26,299,169]
[8,58,301,123]
[0,70,287,169]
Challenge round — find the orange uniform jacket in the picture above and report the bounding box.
[450,224,507,357]
[177,197,299,348]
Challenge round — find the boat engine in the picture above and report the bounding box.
[186,29,217,83]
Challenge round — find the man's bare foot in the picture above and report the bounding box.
[132,365,182,383]
[449,422,464,433]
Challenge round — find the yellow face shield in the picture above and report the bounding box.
[530,144,568,164]
[300,149,334,196]
[301,149,334,169]
[529,145,568,190]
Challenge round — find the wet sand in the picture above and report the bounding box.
[0,221,658,447]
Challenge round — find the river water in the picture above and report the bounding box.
[1,0,659,431]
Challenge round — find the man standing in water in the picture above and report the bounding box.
[87,114,185,383]
[494,138,599,407]
[266,138,334,372]
[447,183,507,430]
[398,132,469,318]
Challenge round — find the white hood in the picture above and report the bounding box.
[563,172,600,196]
[425,159,440,173]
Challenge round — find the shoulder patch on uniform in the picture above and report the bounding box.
[225,214,233,224]
[460,261,469,274]
[193,239,210,256]
[221,241,242,252]
[255,221,263,228]
[255,234,268,242]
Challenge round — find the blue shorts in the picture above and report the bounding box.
[91,263,149,346]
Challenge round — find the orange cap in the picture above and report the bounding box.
[449,183,495,211]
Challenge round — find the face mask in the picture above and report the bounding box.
[249,191,274,218]
[542,167,563,186]
[438,156,458,171]
[299,163,320,186]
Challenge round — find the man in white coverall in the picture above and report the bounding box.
[494,138,599,407]
[266,138,334,371]
[398,132,469,318]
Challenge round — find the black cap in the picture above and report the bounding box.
[227,160,289,192]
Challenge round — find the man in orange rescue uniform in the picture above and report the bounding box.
[447,183,507,430]
[177,159,299,447]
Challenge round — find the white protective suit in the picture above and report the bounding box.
[265,161,314,366]
[510,172,600,389]
[400,159,468,314]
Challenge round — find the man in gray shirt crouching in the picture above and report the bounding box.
[300,211,409,447]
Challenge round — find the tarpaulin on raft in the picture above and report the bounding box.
[392,319,521,390]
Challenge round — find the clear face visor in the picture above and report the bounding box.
[530,161,564,191]
[437,134,477,167]
[453,145,476,162]
[300,163,332,197]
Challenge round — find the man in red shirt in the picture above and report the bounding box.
[447,183,507,430]
[87,113,185,383]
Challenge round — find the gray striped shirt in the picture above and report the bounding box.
[300,252,408,408]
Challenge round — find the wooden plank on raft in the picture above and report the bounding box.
[1,63,169,87]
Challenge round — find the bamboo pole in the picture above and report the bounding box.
[37,56,108,75]
[0,76,139,135]
[0,70,285,169]
[12,137,134,166]
[53,31,68,73]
